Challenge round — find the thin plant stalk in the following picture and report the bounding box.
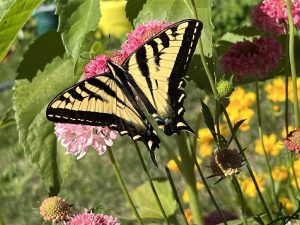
[190,144,228,225]
[177,133,203,225]
[222,106,273,222]
[231,176,248,225]
[134,143,170,225]
[255,79,279,211]
[286,0,300,127]
[165,167,190,225]
[283,31,300,197]
[107,147,144,225]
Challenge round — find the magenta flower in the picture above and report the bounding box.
[251,0,300,35]
[67,213,120,225]
[55,124,117,159]
[285,129,300,153]
[121,20,172,57]
[251,3,286,36]
[56,20,170,158]
[221,37,282,80]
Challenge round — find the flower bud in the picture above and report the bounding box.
[40,196,70,222]
[216,80,234,98]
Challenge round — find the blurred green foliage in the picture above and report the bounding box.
[0,0,294,224]
[212,0,256,39]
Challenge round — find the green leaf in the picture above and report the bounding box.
[133,0,195,25]
[200,101,216,138]
[131,180,177,219]
[125,0,146,25]
[0,0,44,61]
[14,56,78,194]
[57,0,100,60]
[16,31,65,81]
[228,119,246,146]
[195,0,213,56]
[187,54,212,93]
[0,0,16,19]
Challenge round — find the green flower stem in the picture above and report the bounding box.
[231,176,248,225]
[284,33,290,136]
[177,133,203,225]
[289,153,300,197]
[255,79,279,211]
[283,32,300,198]
[165,167,190,225]
[215,100,221,145]
[286,0,300,127]
[107,147,144,225]
[222,106,273,222]
[134,143,170,225]
[190,144,228,225]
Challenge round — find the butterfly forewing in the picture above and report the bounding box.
[122,19,202,135]
[46,72,160,156]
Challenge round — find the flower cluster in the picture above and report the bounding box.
[39,196,70,222]
[210,148,243,178]
[67,212,120,225]
[265,77,300,104]
[255,134,283,156]
[285,129,300,153]
[56,20,171,158]
[221,37,282,80]
[251,0,300,36]
[224,87,256,131]
[55,124,117,159]
[240,173,265,197]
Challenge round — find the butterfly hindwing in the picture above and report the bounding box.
[46,70,160,162]
[122,19,202,136]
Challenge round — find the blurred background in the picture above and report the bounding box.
[0,0,258,224]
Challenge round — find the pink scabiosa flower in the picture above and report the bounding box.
[121,20,172,57]
[67,212,120,225]
[251,0,300,35]
[285,129,300,153]
[221,37,282,80]
[55,124,117,159]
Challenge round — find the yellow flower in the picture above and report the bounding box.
[198,127,213,143]
[97,0,132,38]
[240,174,265,197]
[197,124,229,157]
[265,77,286,102]
[272,166,288,181]
[291,159,300,188]
[225,87,255,131]
[273,105,280,112]
[281,126,295,138]
[288,78,300,103]
[167,158,180,173]
[182,182,204,203]
[184,208,193,224]
[255,134,283,156]
[199,142,213,157]
[279,196,294,214]
[229,87,256,109]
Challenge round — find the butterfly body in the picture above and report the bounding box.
[46,19,203,165]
